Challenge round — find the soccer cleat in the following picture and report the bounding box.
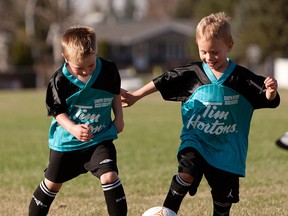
[276,132,288,150]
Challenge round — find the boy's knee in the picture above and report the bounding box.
[179,172,194,184]
[44,178,62,191]
[100,171,118,184]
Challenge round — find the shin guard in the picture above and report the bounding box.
[29,181,58,216]
[163,175,190,214]
[102,178,127,216]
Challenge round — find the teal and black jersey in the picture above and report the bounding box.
[46,57,121,152]
[153,59,280,176]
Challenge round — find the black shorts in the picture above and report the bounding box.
[45,140,118,183]
[178,147,240,203]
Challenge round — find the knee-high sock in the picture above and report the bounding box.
[163,174,191,214]
[29,181,58,216]
[102,178,127,216]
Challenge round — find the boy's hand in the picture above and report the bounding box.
[264,76,278,101]
[70,124,93,142]
[120,88,137,107]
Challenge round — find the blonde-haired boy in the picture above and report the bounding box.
[29,26,127,216]
[121,12,280,215]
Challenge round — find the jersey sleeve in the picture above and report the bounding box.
[224,65,280,109]
[92,58,121,95]
[46,69,75,116]
[153,62,210,102]
[246,72,280,109]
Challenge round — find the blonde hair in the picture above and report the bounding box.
[61,26,97,63]
[196,12,234,46]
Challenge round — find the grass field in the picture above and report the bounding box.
[0,89,287,216]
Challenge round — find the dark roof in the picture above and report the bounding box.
[95,20,195,45]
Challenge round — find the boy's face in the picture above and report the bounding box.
[66,54,97,77]
[197,37,232,72]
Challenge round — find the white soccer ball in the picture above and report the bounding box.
[142,206,177,216]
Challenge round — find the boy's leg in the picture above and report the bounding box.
[213,201,232,216]
[102,177,127,216]
[204,164,239,216]
[29,149,74,216]
[29,180,59,216]
[163,174,191,214]
[163,148,203,213]
[87,142,127,216]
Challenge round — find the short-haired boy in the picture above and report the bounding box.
[121,12,280,215]
[29,26,127,216]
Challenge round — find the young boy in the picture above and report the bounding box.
[29,26,127,216]
[121,12,280,215]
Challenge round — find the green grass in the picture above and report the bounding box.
[0,89,287,216]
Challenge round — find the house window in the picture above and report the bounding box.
[166,42,184,60]
[112,46,131,63]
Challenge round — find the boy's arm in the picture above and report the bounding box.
[112,94,124,133]
[121,81,158,107]
[55,113,92,142]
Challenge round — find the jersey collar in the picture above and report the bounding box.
[202,58,235,84]
[62,57,102,89]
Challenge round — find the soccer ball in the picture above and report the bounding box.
[142,206,177,216]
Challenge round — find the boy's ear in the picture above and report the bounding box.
[228,42,234,51]
[62,53,68,62]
